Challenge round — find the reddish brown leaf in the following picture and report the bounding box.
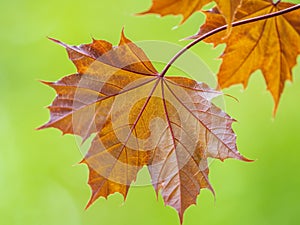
[40,31,248,223]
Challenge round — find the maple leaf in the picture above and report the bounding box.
[140,0,242,26]
[193,0,300,111]
[40,31,249,223]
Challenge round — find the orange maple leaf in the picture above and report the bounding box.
[40,31,249,223]
[193,0,300,111]
[140,0,242,26]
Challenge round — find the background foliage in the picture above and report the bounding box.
[1,0,300,224]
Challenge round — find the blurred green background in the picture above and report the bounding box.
[1,0,300,224]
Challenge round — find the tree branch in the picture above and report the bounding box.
[159,4,300,77]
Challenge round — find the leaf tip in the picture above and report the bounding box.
[207,184,216,197]
[239,155,254,163]
[47,37,61,44]
[119,27,131,45]
[78,158,87,165]
[272,102,280,117]
[179,214,184,225]
[224,93,239,103]
[176,208,185,225]
[36,123,49,131]
[85,199,94,210]
[85,187,106,210]
[39,80,54,87]
[35,125,44,131]
[121,26,125,34]
[47,37,69,49]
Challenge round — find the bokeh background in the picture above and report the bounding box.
[1,0,300,224]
